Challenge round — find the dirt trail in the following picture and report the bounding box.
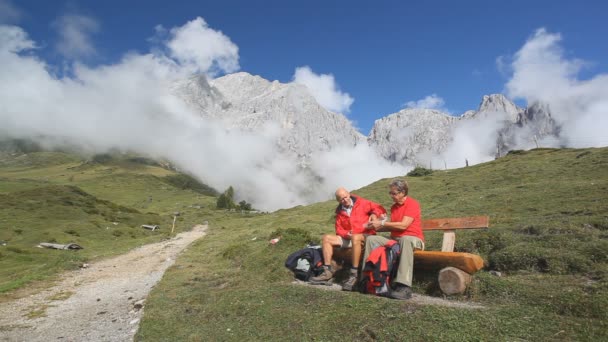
[293,280,484,309]
[0,224,207,342]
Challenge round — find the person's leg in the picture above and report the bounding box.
[311,234,344,281]
[342,234,365,291]
[350,234,365,268]
[320,234,343,266]
[394,235,423,286]
[362,235,389,265]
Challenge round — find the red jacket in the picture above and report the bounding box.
[335,195,386,239]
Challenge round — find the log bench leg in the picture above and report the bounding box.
[438,267,472,295]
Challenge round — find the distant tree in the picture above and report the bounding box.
[216,186,237,209]
[238,200,252,211]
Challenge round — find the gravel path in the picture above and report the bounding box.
[0,224,207,342]
[293,280,484,309]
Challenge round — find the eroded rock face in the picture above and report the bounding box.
[172,72,559,165]
[368,93,559,163]
[495,101,560,156]
[173,72,364,162]
[475,94,523,123]
[367,108,455,164]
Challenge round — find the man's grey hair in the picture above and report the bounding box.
[390,178,409,196]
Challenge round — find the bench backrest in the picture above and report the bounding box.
[421,216,489,252]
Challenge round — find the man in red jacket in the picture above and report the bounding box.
[310,187,386,290]
[366,178,424,300]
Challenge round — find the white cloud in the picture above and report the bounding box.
[0,25,34,52]
[430,28,608,170]
[433,113,508,169]
[52,14,100,59]
[404,94,448,112]
[495,55,510,77]
[292,66,354,114]
[162,17,239,76]
[0,0,21,24]
[0,20,404,211]
[506,28,608,147]
[309,144,405,194]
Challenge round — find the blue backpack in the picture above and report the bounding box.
[285,245,324,281]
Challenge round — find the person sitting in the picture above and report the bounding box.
[365,178,424,300]
[311,187,386,291]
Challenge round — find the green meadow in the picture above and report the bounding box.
[1,146,607,340]
[0,150,219,293]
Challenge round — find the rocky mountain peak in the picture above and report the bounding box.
[476,94,522,122]
[169,74,226,115]
[368,108,455,163]
[172,72,364,160]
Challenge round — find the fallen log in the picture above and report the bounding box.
[39,243,83,250]
[438,267,472,295]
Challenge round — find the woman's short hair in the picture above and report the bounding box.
[390,178,409,196]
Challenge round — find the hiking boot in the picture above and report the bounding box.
[389,283,412,300]
[310,267,334,282]
[341,274,358,291]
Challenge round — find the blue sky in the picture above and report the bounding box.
[4,0,608,133]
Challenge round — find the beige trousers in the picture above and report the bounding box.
[363,235,424,287]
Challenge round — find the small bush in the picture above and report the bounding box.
[575,151,591,159]
[268,227,315,249]
[238,200,252,211]
[6,246,25,254]
[64,229,79,236]
[490,245,593,274]
[127,157,161,166]
[90,153,114,164]
[163,174,218,196]
[407,166,433,177]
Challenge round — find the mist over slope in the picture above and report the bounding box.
[0,20,402,211]
[1,19,606,210]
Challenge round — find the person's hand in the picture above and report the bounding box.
[368,219,383,229]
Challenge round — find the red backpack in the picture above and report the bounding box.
[360,240,401,296]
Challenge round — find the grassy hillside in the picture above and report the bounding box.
[0,151,220,293]
[1,147,606,340]
[135,148,608,341]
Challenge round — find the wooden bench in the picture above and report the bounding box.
[333,216,490,295]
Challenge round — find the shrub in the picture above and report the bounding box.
[268,227,315,249]
[216,186,236,209]
[163,174,218,196]
[6,246,25,254]
[90,153,114,164]
[407,166,433,177]
[238,200,252,211]
[64,229,80,236]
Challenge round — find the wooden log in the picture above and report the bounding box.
[413,251,484,274]
[422,216,489,230]
[438,266,472,295]
[334,249,484,274]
